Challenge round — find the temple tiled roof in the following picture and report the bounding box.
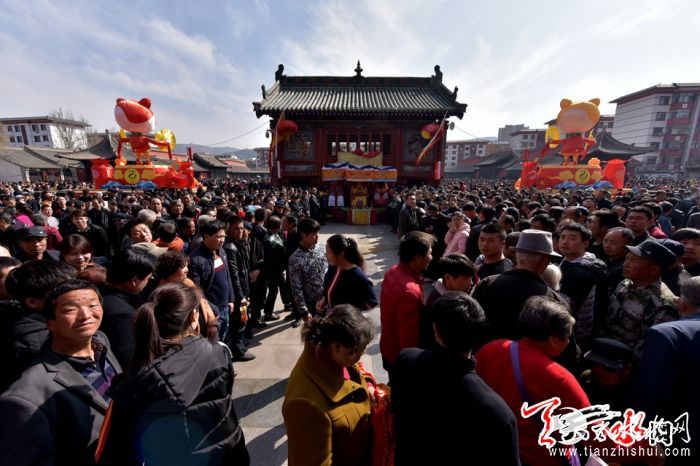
[53,134,119,161]
[254,64,467,119]
[25,147,83,168]
[194,153,230,169]
[0,146,61,169]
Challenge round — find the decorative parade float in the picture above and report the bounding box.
[516,98,628,190]
[91,97,198,190]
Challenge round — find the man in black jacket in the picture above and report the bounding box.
[12,225,61,262]
[100,250,155,368]
[393,292,520,466]
[87,198,110,230]
[558,223,607,350]
[190,220,253,361]
[63,209,111,259]
[224,216,255,358]
[398,194,421,238]
[0,260,76,391]
[0,279,122,466]
[472,229,563,344]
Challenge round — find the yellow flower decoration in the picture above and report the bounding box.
[155,129,176,151]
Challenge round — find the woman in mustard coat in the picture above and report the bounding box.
[283,304,375,466]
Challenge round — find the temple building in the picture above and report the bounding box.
[253,62,467,186]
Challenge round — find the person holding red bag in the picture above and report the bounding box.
[283,305,375,466]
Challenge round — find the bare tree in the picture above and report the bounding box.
[49,108,90,149]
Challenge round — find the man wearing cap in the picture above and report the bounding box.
[12,226,60,262]
[578,338,634,412]
[472,229,565,343]
[601,239,679,360]
[636,276,700,465]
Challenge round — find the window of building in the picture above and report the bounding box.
[671,110,690,120]
[663,141,683,150]
[6,126,12,133]
[42,135,49,142]
[34,135,41,142]
[40,124,47,131]
[14,125,20,132]
[658,96,670,105]
[327,131,391,159]
[649,142,660,150]
[647,156,657,165]
[674,94,694,104]
[9,136,15,143]
[652,127,664,137]
[655,112,666,121]
[32,125,39,132]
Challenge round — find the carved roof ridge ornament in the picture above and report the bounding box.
[355,60,363,78]
[432,65,443,85]
[275,64,285,82]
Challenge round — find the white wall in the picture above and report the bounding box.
[612,93,671,167]
[0,160,25,182]
[2,122,88,149]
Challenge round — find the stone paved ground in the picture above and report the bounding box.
[233,222,397,466]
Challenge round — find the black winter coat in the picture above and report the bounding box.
[0,302,49,391]
[393,347,520,466]
[471,268,564,344]
[100,285,144,369]
[99,336,249,466]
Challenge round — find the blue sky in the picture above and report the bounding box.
[1,0,698,149]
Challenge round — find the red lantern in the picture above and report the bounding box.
[421,122,440,139]
[277,119,299,136]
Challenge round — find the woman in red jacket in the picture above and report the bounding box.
[476,296,585,466]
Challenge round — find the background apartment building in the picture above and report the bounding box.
[509,128,546,153]
[611,83,700,174]
[444,139,498,168]
[1,116,90,150]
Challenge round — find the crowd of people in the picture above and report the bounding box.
[0,175,699,465]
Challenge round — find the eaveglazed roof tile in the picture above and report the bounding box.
[254,69,467,119]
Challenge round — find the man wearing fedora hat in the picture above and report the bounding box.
[472,229,566,343]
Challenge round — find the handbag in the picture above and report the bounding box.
[510,341,582,466]
[357,363,395,466]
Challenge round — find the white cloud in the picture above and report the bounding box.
[1,0,698,149]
